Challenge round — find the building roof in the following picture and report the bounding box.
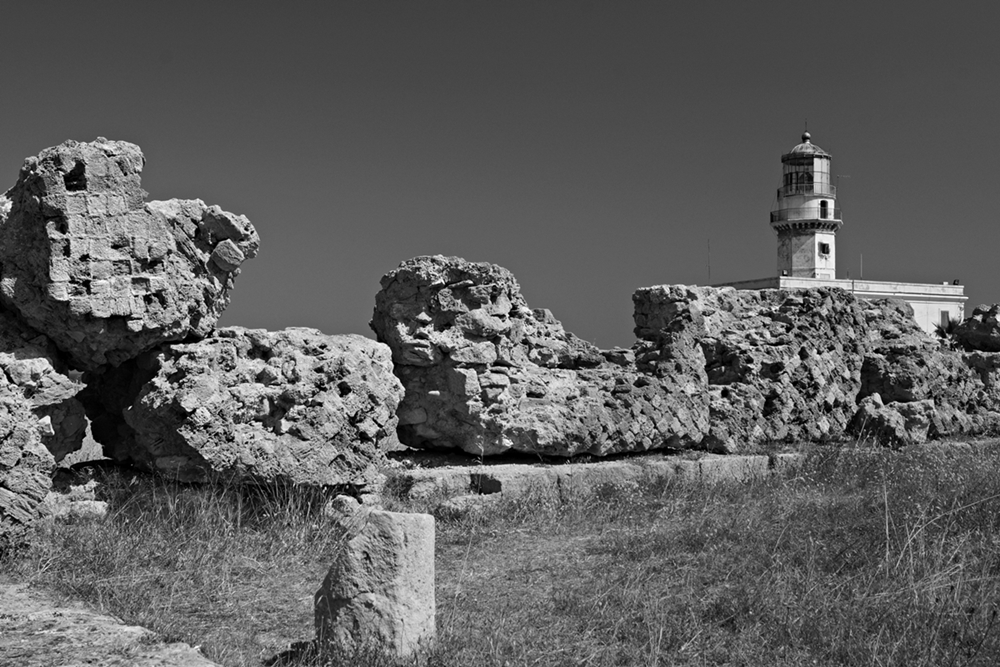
[786,131,830,157]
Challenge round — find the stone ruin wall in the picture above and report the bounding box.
[374,255,1000,456]
[4,138,1000,548]
[0,138,406,546]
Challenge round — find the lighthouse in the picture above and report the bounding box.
[714,130,966,335]
[770,132,841,279]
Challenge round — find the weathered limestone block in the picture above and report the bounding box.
[0,309,85,462]
[88,328,403,485]
[0,383,55,550]
[371,256,708,457]
[315,508,435,660]
[954,304,1000,352]
[0,139,259,370]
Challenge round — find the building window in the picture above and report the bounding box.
[941,310,951,329]
[820,200,828,219]
[818,242,830,256]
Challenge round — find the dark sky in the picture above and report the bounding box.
[2,2,997,348]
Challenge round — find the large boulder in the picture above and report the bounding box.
[0,138,259,370]
[370,256,708,457]
[0,381,55,550]
[85,328,403,486]
[0,309,85,462]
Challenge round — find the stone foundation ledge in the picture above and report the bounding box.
[393,452,803,506]
[392,440,1000,512]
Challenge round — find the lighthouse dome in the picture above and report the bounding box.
[787,131,830,157]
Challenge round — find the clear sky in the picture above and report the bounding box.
[2,2,997,349]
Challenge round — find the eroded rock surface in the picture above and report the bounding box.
[634,284,881,451]
[0,382,55,550]
[0,309,85,462]
[850,395,935,447]
[853,301,1000,443]
[0,138,259,370]
[371,256,708,457]
[87,328,403,485]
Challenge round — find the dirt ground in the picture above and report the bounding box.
[0,577,219,667]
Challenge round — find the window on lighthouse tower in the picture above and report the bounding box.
[801,172,813,191]
[820,200,828,219]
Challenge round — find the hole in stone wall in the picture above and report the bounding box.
[47,215,69,234]
[64,161,87,191]
[470,474,502,495]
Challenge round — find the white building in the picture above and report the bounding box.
[716,132,965,334]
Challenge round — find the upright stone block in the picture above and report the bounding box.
[315,509,435,660]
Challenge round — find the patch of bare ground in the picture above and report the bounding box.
[0,577,218,666]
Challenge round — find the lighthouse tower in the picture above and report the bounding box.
[770,132,842,279]
[716,131,965,335]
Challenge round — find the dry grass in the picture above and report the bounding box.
[3,470,351,665]
[6,443,1000,666]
